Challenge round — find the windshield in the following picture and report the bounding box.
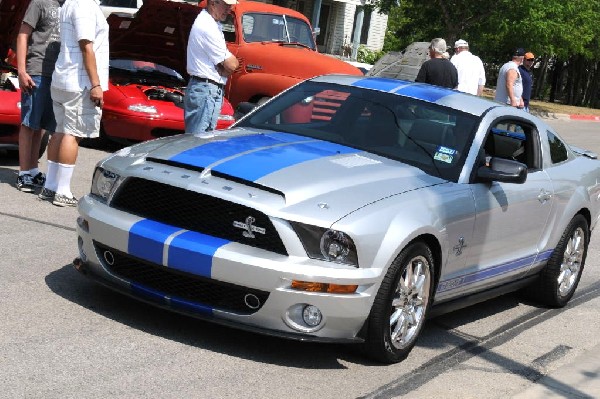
[241,13,315,50]
[236,81,479,182]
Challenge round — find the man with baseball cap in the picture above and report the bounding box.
[184,0,239,134]
[450,39,486,96]
[415,38,458,89]
[494,47,525,108]
[519,52,535,112]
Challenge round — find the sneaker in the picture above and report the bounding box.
[16,174,35,193]
[31,172,46,187]
[52,194,78,207]
[38,187,56,201]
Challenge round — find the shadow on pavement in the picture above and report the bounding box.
[45,263,368,369]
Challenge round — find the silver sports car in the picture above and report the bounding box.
[74,75,600,363]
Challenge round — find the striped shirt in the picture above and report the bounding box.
[52,0,109,92]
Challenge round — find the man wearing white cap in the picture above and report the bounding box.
[451,39,486,96]
[184,0,239,133]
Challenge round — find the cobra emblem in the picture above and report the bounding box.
[233,216,266,239]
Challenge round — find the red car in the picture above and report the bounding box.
[103,3,234,143]
[0,0,49,156]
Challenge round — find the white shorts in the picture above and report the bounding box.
[51,87,101,138]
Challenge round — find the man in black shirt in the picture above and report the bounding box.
[416,38,458,89]
[519,52,535,112]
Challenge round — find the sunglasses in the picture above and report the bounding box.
[525,58,535,61]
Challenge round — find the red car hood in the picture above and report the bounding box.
[108,0,199,76]
[0,0,31,59]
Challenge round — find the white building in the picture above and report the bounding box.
[268,0,388,57]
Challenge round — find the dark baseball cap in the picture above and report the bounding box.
[513,47,526,57]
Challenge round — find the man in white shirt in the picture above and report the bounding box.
[184,0,239,133]
[42,0,109,207]
[450,39,486,96]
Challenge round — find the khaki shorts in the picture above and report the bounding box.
[51,87,101,138]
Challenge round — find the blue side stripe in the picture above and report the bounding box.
[129,219,181,265]
[395,84,454,103]
[167,231,229,277]
[170,297,213,315]
[213,140,359,181]
[169,133,311,169]
[437,251,552,294]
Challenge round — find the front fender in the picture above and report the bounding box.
[226,73,302,107]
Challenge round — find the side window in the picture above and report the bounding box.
[483,120,539,169]
[222,15,235,43]
[547,130,569,164]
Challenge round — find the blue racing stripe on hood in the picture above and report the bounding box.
[213,139,359,181]
[168,133,311,169]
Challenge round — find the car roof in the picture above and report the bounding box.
[311,75,501,117]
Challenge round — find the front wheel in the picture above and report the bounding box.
[529,214,589,307]
[364,241,434,363]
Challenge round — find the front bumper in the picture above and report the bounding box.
[75,195,382,343]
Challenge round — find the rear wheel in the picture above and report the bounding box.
[364,241,434,363]
[529,214,588,307]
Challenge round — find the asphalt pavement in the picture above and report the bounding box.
[512,111,600,399]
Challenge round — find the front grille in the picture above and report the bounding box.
[95,242,269,314]
[111,177,288,255]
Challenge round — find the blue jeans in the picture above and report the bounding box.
[184,77,224,133]
[21,75,57,132]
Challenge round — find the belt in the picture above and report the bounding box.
[191,76,224,88]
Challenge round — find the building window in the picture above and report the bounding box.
[351,6,372,45]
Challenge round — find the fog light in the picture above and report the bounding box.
[302,305,322,327]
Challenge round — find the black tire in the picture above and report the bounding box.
[529,214,589,307]
[363,241,434,364]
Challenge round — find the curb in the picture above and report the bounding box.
[532,112,600,121]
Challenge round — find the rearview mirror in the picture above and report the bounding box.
[477,157,527,184]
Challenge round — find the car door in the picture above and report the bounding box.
[461,119,554,293]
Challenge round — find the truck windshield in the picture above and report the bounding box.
[241,13,315,50]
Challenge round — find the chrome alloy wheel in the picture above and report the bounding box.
[389,255,431,349]
[557,226,585,297]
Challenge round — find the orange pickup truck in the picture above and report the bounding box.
[216,0,362,107]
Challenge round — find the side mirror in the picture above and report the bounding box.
[477,157,527,184]
[234,101,257,120]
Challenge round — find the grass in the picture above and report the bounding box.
[482,88,600,116]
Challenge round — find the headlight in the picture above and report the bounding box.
[90,167,121,203]
[127,104,157,114]
[291,222,358,266]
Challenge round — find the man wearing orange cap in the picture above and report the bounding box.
[519,52,535,112]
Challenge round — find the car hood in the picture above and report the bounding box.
[106,128,445,223]
[0,0,31,59]
[108,0,199,76]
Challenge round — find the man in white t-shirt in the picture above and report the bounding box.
[184,0,239,133]
[450,39,486,96]
[42,0,109,207]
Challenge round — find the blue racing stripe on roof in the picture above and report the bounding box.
[129,219,181,265]
[351,77,406,91]
[213,140,359,181]
[395,84,455,103]
[168,133,311,169]
[167,231,229,278]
